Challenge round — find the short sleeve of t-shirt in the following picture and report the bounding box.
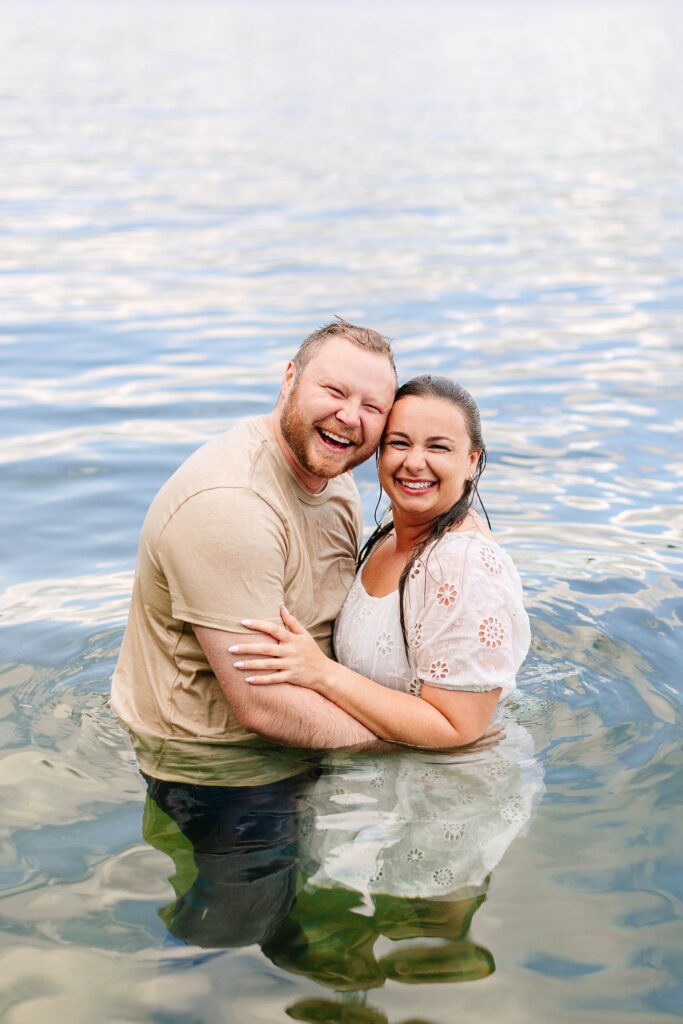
[157,487,288,632]
[410,535,529,698]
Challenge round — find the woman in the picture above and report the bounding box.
[230,374,530,749]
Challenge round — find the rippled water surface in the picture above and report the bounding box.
[1,1,682,1021]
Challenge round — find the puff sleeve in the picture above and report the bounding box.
[406,534,530,700]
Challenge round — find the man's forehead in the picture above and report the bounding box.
[307,336,396,393]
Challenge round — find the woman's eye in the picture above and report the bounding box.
[430,445,449,452]
[387,440,409,448]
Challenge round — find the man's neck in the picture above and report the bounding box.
[263,413,328,495]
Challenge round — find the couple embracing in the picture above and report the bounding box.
[112,318,529,776]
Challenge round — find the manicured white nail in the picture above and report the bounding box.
[234,661,244,668]
[244,676,254,683]
[228,645,239,653]
[282,606,289,614]
[241,619,252,626]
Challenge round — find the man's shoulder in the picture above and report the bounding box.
[172,416,269,485]
[141,418,273,535]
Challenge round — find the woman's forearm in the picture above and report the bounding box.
[228,612,496,747]
[316,663,471,748]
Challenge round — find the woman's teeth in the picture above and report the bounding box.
[399,480,435,490]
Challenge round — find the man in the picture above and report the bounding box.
[111,318,398,785]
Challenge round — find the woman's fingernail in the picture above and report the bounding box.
[244,676,254,683]
[228,645,239,653]
[241,619,252,626]
[282,606,289,614]
[234,661,244,668]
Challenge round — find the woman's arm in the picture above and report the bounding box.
[230,610,501,748]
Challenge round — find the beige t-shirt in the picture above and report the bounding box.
[111,416,363,784]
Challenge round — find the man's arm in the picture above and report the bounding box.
[194,625,381,749]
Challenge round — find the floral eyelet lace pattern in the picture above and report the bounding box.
[432,867,457,887]
[408,622,423,651]
[480,544,504,575]
[453,784,476,808]
[436,582,458,606]
[479,616,505,648]
[500,794,528,824]
[429,659,449,680]
[441,822,466,842]
[375,631,394,657]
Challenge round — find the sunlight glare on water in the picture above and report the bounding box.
[0,0,682,1021]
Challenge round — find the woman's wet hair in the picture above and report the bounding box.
[358,374,490,653]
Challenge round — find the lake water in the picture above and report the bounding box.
[1,0,682,1021]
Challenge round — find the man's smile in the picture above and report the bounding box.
[317,427,357,451]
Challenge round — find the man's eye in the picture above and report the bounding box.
[363,405,383,414]
[326,386,344,397]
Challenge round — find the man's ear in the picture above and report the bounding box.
[280,360,296,402]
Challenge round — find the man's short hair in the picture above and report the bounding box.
[292,317,397,381]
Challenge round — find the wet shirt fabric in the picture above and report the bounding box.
[111,416,362,784]
[301,729,543,901]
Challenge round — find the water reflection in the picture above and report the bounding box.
[143,771,315,949]
[141,724,542,1013]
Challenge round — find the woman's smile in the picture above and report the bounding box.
[394,477,438,493]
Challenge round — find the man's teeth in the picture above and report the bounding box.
[320,429,352,447]
[400,480,435,490]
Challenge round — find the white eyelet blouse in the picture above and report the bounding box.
[333,530,531,701]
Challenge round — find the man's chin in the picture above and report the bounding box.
[304,444,369,479]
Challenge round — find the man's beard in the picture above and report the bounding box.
[279,387,367,479]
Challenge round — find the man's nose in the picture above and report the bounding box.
[335,399,361,430]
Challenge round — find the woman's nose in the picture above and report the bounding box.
[402,446,427,472]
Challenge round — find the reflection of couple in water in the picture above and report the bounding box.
[112,320,542,1002]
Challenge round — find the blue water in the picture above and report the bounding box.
[1,0,682,1020]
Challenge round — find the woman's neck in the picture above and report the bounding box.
[391,508,481,554]
[392,515,433,554]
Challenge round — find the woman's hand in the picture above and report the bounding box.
[228,607,331,690]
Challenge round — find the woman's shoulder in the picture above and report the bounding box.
[418,526,521,590]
